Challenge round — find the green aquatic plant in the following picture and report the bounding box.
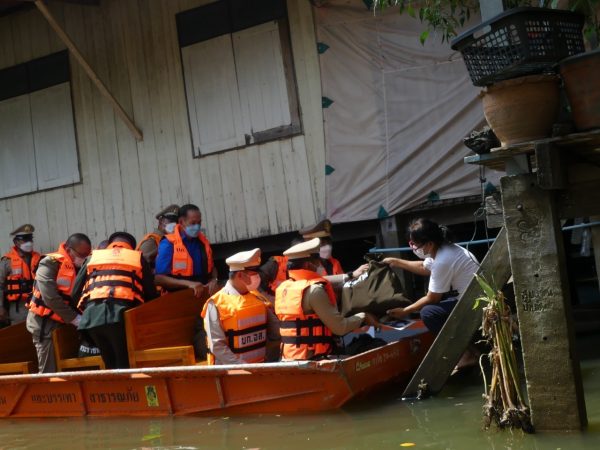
[473,274,534,433]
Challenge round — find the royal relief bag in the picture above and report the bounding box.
[341,261,410,318]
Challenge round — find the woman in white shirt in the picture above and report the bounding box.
[383,218,480,334]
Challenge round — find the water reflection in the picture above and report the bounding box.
[0,361,599,449]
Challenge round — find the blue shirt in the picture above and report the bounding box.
[155,234,205,280]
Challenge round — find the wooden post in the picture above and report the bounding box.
[591,216,600,293]
[402,228,511,398]
[501,173,587,431]
[34,0,143,141]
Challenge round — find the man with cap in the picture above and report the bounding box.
[0,224,42,325]
[299,219,345,276]
[26,233,92,373]
[275,238,378,361]
[137,204,179,268]
[70,231,159,369]
[155,204,218,298]
[201,248,280,365]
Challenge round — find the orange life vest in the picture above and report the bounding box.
[275,269,336,361]
[78,243,144,309]
[165,224,214,280]
[2,247,41,302]
[136,232,163,251]
[328,257,344,275]
[201,288,268,365]
[268,255,288,293]
[29,243,78,323]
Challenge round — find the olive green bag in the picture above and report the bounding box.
[341,261,410,318]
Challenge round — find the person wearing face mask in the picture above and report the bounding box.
[155,203,218,298]
[137,204,179,269]
[201,248,280,365]
[0,224,42,325]
[275,238,379,361]
[299,219,344,276]
[70,232,159,369]
[382,218,480,335]
[26,233,92,373]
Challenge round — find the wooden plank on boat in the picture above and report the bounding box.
[52,325,105,371]
[402,227,511,398]
[124,289,207,368]
[0,321,38,373]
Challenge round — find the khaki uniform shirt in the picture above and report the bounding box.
[204,281,281,365]
[32,256,79,324]
[302,284,364,336]
[139,229,165,266]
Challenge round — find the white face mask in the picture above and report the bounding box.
[246,273,261,292]
[164,222,176,234]
[319,244,333,260]
[412,246,430,260]
[19,241,34,253]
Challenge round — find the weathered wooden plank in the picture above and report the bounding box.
[105,0,146,237]
[63,185,88,239]
[259,140,292,233]
[218,151,248,242]
[283,136,318,229]
[535,143,566,190]
[402,227,511,398]
[238,147,270,238]
[502,173,586,431]
[122,0,162,235]
[197,155,226,243]
[287,0,326,219]
[44,189,69,249]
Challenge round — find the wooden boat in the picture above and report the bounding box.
[0,321,431,418]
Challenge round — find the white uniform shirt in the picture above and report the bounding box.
[423,244,479,295]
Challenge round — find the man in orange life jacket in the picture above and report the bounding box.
[26,233,92,373]
[0,224,42,325]
[155,204,218,298]
[275,238,378,361]
[137,204,179,268]
[201,248,280,365]
[299,219,345,276]
[71,232,158,369]
[258,238,303,297]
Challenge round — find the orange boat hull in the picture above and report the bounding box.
[0,327,432,418]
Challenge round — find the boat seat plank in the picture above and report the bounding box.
[0,361,33,375]
[0,321,39,373]
[124,289,207,368]
[52,326,106,371]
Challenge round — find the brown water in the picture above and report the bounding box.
[1,358,599,449]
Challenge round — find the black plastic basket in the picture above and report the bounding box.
[451,7,585,87]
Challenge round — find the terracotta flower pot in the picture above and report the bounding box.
[481,74,560,146]
[560,49,600,131]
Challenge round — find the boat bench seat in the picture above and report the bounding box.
[0,321,39,374]
[0,361,33,374]
[124,289,208,368]
[52,326,105,371]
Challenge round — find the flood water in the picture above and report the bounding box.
[1,341,600,449]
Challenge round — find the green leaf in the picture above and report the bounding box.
[419,29,429,45]
[407,4,416,18]
[475,274,495,299]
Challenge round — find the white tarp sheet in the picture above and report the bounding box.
[315,1,498,223]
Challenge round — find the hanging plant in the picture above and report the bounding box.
[473,274,534,433]
[372,0,597,46]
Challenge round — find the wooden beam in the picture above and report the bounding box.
[402,227,511,398]
[502,173,586,431]
[34,0,143,141]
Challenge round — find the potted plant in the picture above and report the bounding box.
[559,1,600,131]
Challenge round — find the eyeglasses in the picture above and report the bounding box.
[408,240,425,250]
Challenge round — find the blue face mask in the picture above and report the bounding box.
[185,224,201,237]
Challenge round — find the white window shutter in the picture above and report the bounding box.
[30,82,80,190]
[233,21,291,137]
[0,95,38,198]
[182,34,247,155]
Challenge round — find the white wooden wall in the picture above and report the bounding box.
[0,0,326,253]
